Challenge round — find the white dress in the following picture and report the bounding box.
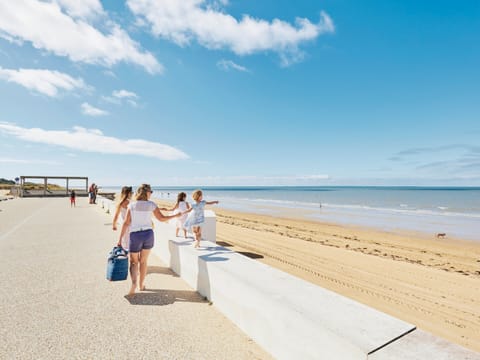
[119,206,130,250]
[175,201,189,228]
[183,200,205,229]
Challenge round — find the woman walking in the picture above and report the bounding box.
[112,186,133,250]
[119,184,182,295]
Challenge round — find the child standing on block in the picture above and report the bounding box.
[183,189,219,248]
[162,192,191,238]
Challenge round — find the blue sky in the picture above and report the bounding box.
[0,0,479,186]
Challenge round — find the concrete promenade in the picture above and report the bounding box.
[0,198,271,359]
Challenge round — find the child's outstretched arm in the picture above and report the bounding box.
[206,200,219,205]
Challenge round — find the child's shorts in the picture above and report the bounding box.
[129,229,154,253]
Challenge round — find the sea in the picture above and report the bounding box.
[109,186,480,241]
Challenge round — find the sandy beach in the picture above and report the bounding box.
[0,189,11,199]
[154,199,480,353]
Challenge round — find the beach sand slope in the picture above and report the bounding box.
[156,199,480,353]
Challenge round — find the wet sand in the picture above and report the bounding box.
[155,199,480,352]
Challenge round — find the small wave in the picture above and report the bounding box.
[232,199,480,219]
[159,193,480,219]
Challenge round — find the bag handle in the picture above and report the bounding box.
[110,246,128,258]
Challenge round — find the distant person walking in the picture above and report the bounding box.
[70,190,76,207]
[183,189,219,248]
[119,184,183,295]
[162,192,191,238]
[88,183,95,204]
[112,186,133,250]
[93,184,98,204]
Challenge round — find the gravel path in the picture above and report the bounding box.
[0,198,271,360]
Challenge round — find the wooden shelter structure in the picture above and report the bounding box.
[19,176,89,197]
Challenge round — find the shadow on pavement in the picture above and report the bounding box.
[147,265,178,276]
[124,289,207,306]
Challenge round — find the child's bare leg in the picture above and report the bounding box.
[175,227,179,236]
[183,228,187,238]
[194,227,202,248]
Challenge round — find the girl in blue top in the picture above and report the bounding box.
[184,189,219,248]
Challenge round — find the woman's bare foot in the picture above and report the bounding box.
[128,284,136,296]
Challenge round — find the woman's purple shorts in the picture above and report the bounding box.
[129,229,154,253]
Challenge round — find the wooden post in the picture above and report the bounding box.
[44,177,47,196]
[66,178,69,195]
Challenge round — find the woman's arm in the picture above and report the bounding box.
[112,205,122,230]
[153,207,182,222]
[160,203,178,212]
[118,210,131,246]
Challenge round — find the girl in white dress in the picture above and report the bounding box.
[112,186,133,250]
[163,192,191,237]
[183,189,219,248]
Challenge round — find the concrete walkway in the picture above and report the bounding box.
[0,198,271,359]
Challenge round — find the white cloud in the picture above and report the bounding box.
[113,89,138,99]
[53,0,104,20]
[101,96,121,105]
[0,122,189,161]
[0,157,61,165]
[81,102,109,116]
[0,0,163,74]
[103,70,117,78]
[217,59,249,72]
[104,89,140,107]
[158,174,330,186]
[127,0,334,64]
[0,66,88,97]
[126,99,139,108]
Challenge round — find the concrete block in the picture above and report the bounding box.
[202,210,216,243]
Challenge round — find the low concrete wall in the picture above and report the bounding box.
[152,220,417,359]
[97,196,480,360]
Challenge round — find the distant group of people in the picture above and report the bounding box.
[88,183,98,204]
[68,182,98,208]
[112,184,218,295]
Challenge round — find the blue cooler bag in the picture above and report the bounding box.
[106,246,128,281]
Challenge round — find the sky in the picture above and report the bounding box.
[0,0,479,187]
